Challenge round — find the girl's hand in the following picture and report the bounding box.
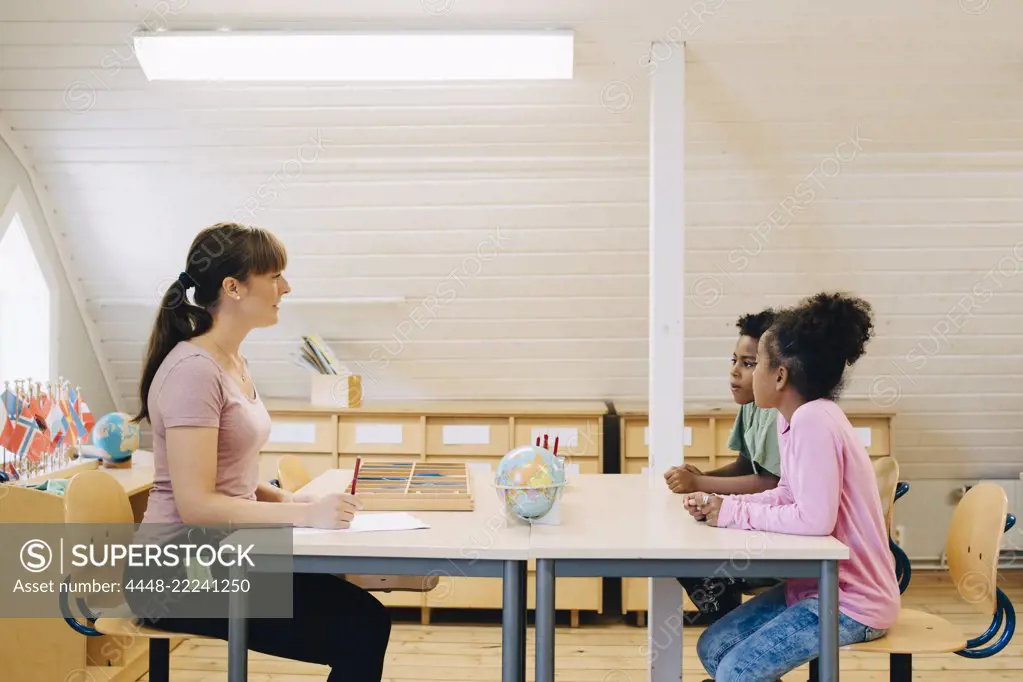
[696,494,724,526]
[681,493,707,520]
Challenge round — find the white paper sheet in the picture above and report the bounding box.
[293,512,430,534]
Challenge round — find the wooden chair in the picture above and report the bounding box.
[60,469,203,682]
[873,457,912,593]
[811,482,1017,682]
[276,454,313,493]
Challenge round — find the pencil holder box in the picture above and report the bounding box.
[310,373,363,408]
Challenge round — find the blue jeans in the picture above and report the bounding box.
[696,584,887,681]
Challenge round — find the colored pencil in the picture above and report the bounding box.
[553,436,559,456]
[351,457,362,495]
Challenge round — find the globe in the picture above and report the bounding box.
[494,445,566,521]
[90,412,141,464]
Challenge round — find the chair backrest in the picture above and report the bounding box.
[0,484,67,523]
[946,483,1009,616]
[63,470,137,610]
[872,456,900,534]
[277,455,312,493]
[64,470,135,524]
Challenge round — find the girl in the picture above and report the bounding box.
[129,223,391,681]
[686,292,899,681]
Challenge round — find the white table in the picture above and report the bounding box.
[225,467,531,682]
[529,474,850,682]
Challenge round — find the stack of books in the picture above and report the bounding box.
[292,335,362,408]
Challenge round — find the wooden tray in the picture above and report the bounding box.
[345,461,475,511]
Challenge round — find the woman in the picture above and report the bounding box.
[685,292,899,681]
[129,222,391,681]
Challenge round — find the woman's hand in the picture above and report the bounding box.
[302,492,363,529]
[681,492,706,520]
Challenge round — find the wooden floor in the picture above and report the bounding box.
[137,571,1023,681]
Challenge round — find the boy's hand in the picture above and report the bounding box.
[665,467,700,494]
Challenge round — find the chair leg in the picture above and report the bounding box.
[890,653,911,682]
[808,657,819,682]
[149,638,170,682]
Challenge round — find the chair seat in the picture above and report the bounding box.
[92,603,207,640]
[845,608,967,654]
[346,573,440,593]
[94,617,206,639]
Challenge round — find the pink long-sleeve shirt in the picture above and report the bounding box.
[717,398,901,629]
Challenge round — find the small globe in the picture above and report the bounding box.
[494,445,566,521]
[91,412,141,463]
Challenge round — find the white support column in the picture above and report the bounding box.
[648,41,686,682]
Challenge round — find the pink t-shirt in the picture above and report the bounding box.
[141,341,271,524]
[717,398,901,630]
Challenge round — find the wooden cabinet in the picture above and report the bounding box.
[615,400,896,619]
[261,399,608,623]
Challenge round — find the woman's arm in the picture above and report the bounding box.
[256,481,292,503]
[166,426,317,526]
[716,411,840,535]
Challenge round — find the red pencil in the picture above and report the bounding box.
[553,436,559,456]
[351,457,362,495]
[536,436,541,446]
[543,433,549,450]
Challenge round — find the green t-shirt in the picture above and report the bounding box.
[727,402,782,478]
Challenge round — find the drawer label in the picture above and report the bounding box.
[268,422,317,444]
[854,427,872,448]
[531,427,578,447]
[355,423,404,444]
[644,426,691,446]
[442,425,491,445]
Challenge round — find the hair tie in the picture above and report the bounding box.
[177,271,196,289]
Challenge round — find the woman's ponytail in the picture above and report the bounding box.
[133,275,214,423]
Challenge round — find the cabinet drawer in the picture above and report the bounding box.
[425,417,511,457]
[513,417,601,458]
[262,415,335,454]
[622,577,696,613]
[338,416,422,455]
[527,575,602,611]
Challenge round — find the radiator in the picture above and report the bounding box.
[977,478,1023,554]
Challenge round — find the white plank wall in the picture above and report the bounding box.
[0,1,1021,482]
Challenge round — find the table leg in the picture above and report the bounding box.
[818,560,839,681]
[535,558,556,682]
[503,560,526,682]
[227,563,248,682]
[519,560,527,678]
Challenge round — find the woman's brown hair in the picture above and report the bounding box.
[133,222,287,424]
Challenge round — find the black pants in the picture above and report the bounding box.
[677,576,783,624]
[137,573,392,682]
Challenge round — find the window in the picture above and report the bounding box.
[0,209,52,383]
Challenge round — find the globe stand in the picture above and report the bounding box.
[101,457,132,469]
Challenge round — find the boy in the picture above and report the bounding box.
[663,309,782,624]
